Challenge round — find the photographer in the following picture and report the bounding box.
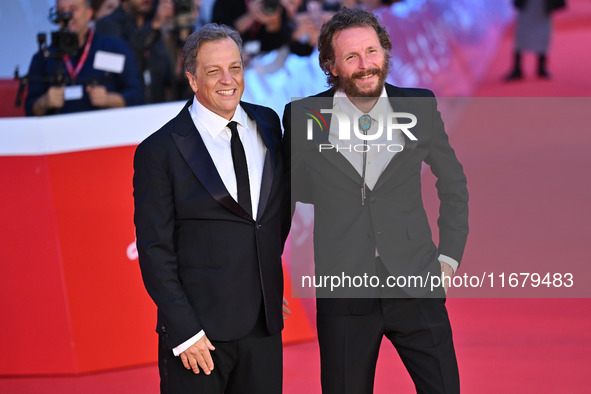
[211,0,292,58]
[286,0,336,57]
[25,0,144,116]
[95,0,175,103]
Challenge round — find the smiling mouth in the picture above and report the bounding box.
[217,89,236,96]
[353,68,380,81]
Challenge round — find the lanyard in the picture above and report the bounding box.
[63,29,94,82]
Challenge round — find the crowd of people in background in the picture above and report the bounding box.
[25,0,144,116]
[25,0,408,116]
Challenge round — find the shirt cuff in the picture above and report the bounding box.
[438,254,459,274]
[172,330,205,356]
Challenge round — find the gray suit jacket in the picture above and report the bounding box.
[283,84,468,311]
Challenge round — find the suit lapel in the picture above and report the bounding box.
[171,100,251,220]
[241,102,276,221]
[372,85,418,192]
[319,113,363,185]
[305,90,362,185]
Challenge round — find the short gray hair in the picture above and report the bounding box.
[182,24,243,76]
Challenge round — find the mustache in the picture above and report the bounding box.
[351,68,381,79]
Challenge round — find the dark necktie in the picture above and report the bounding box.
[227,121,252,217]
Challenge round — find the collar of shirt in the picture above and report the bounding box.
[330,86,404,191]
[189,95,250,138]
[187,95,265,219]
[333,87,390,126]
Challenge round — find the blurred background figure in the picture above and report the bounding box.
[285,0,338,57]
[166,0,202,100]
[25,0,144,116]
[505,0,567,81]
[357,0,403,12]
[91,0,121,20]
[196,0,215,29]
[211,0,293,60]
[95,0,175,102]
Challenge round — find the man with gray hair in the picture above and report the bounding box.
[134,23,290,393]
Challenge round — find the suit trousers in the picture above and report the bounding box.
[158,306,282,394]
[317,259,459,394]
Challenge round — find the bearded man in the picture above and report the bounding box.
[283,8,469,394]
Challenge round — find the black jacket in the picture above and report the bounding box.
[134,100,288,349]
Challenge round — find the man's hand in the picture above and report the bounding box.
[152,0,174,30]
[283,297,291,320]
[180,334,216,375]
[45,86,65,109]
[86,85,125,108]
[440,261,454,295]
[32,86,65,115]
[86,85,109,107]
[249,0,282,29]
[246,0,268,23]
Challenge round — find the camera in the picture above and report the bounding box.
[173,0,196,30]
[263,0,280,14]
[172,0,197,46]
[48,7,78,56]
[173,0,194,15]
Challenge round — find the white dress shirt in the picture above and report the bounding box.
[330,88,404,190]
[172,96,266,356]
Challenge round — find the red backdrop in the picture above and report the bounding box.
[0,109,313,375]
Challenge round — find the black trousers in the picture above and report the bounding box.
[317,297,459,394]
[317,258,459,394]
[158,309,282,394]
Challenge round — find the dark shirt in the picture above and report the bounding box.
[25,31,144,116]
[95,6,173,103]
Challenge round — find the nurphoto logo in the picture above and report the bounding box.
[304,107,418,153]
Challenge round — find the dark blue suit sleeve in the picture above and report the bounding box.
[133,135,202,348]
[24,52,50,116]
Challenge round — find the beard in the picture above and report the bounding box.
[336,58,389,98]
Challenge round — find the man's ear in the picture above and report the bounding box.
[329,63,338,77]
[186,72,198,93]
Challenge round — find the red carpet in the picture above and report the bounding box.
[2,1,591,392]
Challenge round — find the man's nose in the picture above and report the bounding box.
[358,55,368,69]
[220,69,232,83]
